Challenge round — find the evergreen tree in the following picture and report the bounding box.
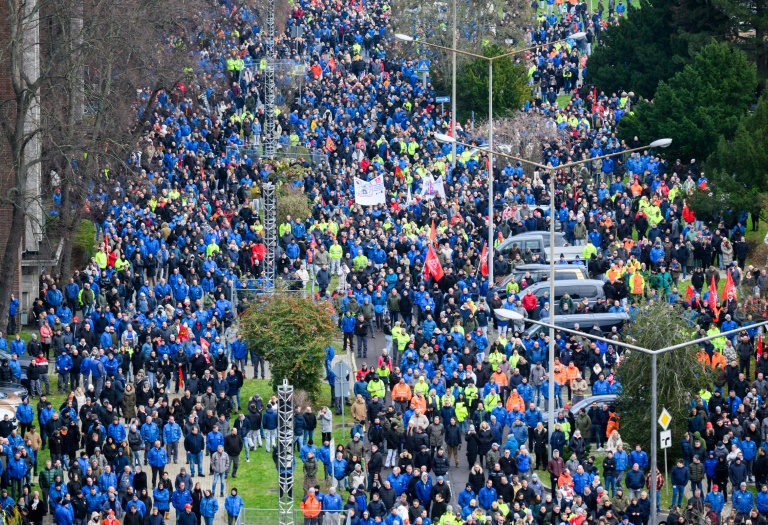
[618,42,757,163]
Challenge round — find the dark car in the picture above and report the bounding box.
[0,350,33,393]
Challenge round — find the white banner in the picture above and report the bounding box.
[420,174,446,200]
[354,176,386,206]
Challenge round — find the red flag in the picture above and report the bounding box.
[104,234,111,254]
[723,270,738,300]
[758,335,764,360]
[685,285,695,303]
[430,220,437,243]
[178,324,189,343]
[709,276,720,321]
[178,365,185,390]
[424,245,445,281]
[200,337,210,352]
[480,242,489,276]
[395,165,404,180]
[325,136,336,152]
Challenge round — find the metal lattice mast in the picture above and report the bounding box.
[262,182,277,292]
[277,380,295,525]
[264,0,276,157]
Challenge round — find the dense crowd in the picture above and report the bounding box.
[4,0,768,525]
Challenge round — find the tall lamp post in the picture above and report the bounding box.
[496,310,768,525]
[395,33,585,286]
[434,133,672,458]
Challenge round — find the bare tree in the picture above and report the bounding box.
[0,0,214,323]
[475,112,568,172]
[390,0,531,82]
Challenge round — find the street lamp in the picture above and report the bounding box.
[497,309,768,525]
[438,132,671,459]
[397,33,583,286]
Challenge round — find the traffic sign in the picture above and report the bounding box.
[658,408,672,430]
[436,96,450,103]
[660,430,672,449]
[417,60,431,72]
[331,362,352,397]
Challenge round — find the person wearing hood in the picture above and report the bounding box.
[262,402,278,452]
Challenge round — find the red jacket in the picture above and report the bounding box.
[522,293,538,311]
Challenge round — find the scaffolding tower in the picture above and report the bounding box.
[264,0,277,157]
[277,380,295,525]
[262,182,277,292]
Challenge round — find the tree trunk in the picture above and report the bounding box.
[0,197,27,329]
[57,172,79,280]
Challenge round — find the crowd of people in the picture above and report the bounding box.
[2,0,767,524]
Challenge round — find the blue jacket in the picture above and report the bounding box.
[458,489,476,509]
[55,354,73,373]
[152,488,170,511]
[148,447,168,468]
[140,422,159,443]
[341,314,356,333]
[742,440,758,461]
[206,431,224,452]
[171,489,192,512]
[756,490,768,513]
[705,491,725,513]
[322,493,343,512]
[54,503,74,525]
[98,472,116,493]
[16,403,34,424]
[231,340,248,359]
[572,472,593,494]
[10,339,25,355]
[523,408,542,428]
[163,422,182,444]
[516,453,531,473]
[614,450,629,471]
[629,450,648,470]
[732,489,754,513]
[478,486,497,509]
[225,495,244,517]
[86,491,104,512]
[7,456,27,479]
[332,458,348,479]
[414,479,433,503]
[200,496,219,518]
[107,422,126,443]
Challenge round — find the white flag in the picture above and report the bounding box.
[354,176,386,206]
[420,174,446,200]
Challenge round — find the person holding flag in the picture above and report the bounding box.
[708,276,720,323]
[480,242,489,278]
[424,245,445,283]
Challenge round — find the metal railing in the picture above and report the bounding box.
[223,144,329,167]
[239,508,349,525]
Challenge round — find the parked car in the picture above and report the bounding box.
[522,279,606,312]
[492,264,590,299]
[0,350,33,393]
[542,394,618,422]
[522,312,630,339]
[0,382,27,397]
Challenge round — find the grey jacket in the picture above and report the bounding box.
[211,451,230,474]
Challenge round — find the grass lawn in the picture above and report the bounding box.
[27,376,356,510]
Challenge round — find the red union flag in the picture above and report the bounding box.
[480,242,488,276]
[424,245,444,281]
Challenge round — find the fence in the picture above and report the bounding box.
[239,508,349,525]
[224,144,329,167]
[231,283,312,309]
